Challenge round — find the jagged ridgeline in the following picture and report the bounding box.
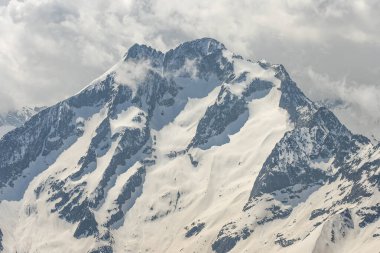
[0,38,379,253]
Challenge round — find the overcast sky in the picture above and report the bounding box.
[1,0,379,139]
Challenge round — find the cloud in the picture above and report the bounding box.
[114,60,153,94]
[302,67,380,140]
[0,0,379,137]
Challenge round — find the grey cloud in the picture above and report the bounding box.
[302,67,380,139]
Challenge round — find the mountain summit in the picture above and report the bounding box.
[0,38,379,253]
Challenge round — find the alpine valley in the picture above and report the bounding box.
[0,38,379,253]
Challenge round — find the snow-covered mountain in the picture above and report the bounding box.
[0,38,379,253]
[0,106,45,139]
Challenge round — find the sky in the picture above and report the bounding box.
[0,0,379,139]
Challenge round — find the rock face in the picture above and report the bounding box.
[0,38,379,253]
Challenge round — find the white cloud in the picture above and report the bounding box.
[302,67,380,140]
[0,0,379,137]
[114,60,153,94]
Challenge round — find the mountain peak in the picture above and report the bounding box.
[123,38,226,70]
[124,43,164,67]
[0,38,379,253]
[175,37,226,55]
